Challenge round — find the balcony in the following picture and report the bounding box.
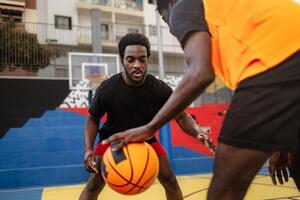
[77,0,143,17]
[0,0,25,7]
[77,23,146,46]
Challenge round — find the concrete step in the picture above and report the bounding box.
[24,117,86,127]
[0,164,89,189]
[42,110,84,118]
[172,146,206,158]
[173,157,214,175]
[0,150,84,170]
[171,146,214,175]
[0,137,84,153]
[2,126,84,139]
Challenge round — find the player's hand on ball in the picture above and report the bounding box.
[269,152,291,185]
[102,125,154,151]
[196,133,216,155]
[84,149,98,174]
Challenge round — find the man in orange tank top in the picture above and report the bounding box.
[103,0,300,199]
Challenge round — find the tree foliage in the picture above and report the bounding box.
[0,21,61,72]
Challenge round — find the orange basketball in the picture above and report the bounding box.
[101,142,159,195]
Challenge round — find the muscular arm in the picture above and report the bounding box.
[84,114,100,151]
[175,111,216,153]
[147,32,214,133]
[175,112,205,137]
[83,114,101,173]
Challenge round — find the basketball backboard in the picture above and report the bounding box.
[81,63,109,90]
[68,52,120,90]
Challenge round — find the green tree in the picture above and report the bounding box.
[0,21,61,72]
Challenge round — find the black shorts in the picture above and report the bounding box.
[219,51,300,152]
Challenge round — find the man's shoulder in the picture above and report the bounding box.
[106,73,122,82]
[170,0,208,45]
[146,74,158,81]
[101,73,121,86]
[147,74,165,85]
[147,74,172,91]
[95,73,121,93]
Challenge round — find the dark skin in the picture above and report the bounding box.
[121,45,148,86]
[83,115,100,174]
[269,152,291,185]
[102,2,294,199]
[269,137,300,188]
[102,4,215,153]
[80,44,214,200]
[102,43,215,152]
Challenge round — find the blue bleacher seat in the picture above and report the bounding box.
[0,109,213,189]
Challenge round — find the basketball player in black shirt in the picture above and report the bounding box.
[79,33,214,200]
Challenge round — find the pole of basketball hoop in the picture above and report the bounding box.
[159,123,174,169]
[156,11,165,80]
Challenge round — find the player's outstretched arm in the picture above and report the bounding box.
[268,152,291,185]
[102,125,154,151]
[83,114,100,173]
[103,31,214,151]
[175,112,215,154]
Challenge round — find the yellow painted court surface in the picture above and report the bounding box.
[41,174,300,200]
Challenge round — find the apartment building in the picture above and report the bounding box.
[33,0,185,75]
[0,0,231,104]
[0,0,36,22]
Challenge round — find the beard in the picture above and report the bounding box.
[124,68,147,84]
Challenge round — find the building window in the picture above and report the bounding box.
[55,16,72,30]
[101,24,109,40]
[149,25,157,36]
[127,28,139,33]
[0,9,22,22]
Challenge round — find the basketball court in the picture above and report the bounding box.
[1,173,299,200]
[0,52,299,198]
[1,0,300,199]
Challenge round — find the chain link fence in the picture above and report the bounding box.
[0,20,232,104]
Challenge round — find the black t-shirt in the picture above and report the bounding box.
[169,0,209,47]
[89,73,173,142]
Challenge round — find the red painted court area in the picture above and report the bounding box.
[61,103,228,157]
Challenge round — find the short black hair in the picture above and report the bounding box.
[156,0,170,15]
[118,33,151,60]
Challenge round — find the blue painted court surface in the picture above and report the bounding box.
[0,173,299,200]
[0,109,299,199]
[0,109,213,189]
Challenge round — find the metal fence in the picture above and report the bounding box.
[78,0,144,12]
[0,21,182,76]
[0,21,92,76]
[0,20,232,104]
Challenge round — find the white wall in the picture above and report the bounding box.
[34,0,182,51]
[24,8,37,34]
[142,0,182,54]
[36,0,78,45]
[36,0,47,43]
[23,8,37,23]
[36,0,47,23]
[78,10,91,27]
[46,0,78,25]
[142,1,156,25]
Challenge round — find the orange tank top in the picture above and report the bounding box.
[202,0,300,89]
